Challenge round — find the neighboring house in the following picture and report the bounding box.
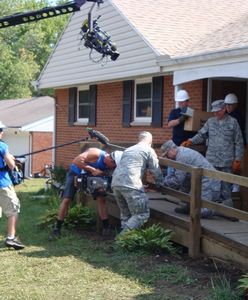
[36,0,248,208]
[0,97,55,177]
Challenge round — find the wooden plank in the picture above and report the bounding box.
[202,199,248,221]
[201,237,248,269]
[189,168,202,258]
[203,168,248,187]
[225,233,248,244]
[148,182,190,202]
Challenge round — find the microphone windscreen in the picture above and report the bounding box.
[87,128,109,145]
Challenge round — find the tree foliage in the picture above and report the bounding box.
[0,0,69,99]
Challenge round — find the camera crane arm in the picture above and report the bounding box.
[0,0,103,29]
[0,0,119,62]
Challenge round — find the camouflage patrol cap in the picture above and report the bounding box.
[161,140,177,157]
[211,100,225,112]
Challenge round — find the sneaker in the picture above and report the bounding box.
[49,227,61,241]
[174,205,190,215]
[5,237,25,250]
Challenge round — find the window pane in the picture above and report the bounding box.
[137,83,151,99]
[78,90,90,119]
[136,82,152,118]
[79,90,89,104]
[136,100,151,117]
[79,105,90,118]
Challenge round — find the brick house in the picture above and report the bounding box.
[36,0,248,207]
[0,96,54,176]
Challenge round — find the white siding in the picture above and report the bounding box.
[37,0,160,89]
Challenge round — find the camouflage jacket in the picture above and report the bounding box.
[111,143,164,190]
[164,147,216,191]
[190,115,244,167]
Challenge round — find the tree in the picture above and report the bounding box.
[0,0,69,99]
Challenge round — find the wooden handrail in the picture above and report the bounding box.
[106,143,248,258]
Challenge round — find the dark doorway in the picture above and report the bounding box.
[211,79,246,139]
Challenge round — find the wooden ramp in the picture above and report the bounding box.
[106,191,248,269]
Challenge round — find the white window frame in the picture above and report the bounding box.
[77,85,90,125]
[134,77,152,123]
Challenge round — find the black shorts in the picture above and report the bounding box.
[61,169,77,199]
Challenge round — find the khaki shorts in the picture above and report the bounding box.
[0,186,20,217]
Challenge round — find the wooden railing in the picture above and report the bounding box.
[105,143,248,258]
[156,157,248,257]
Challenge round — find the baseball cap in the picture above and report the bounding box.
[161,140,176,157]
[211,100,225,112]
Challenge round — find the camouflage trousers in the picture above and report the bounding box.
[112,186,149,231]
[215,167,233,207]
[179,176,221,218]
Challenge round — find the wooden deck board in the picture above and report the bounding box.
[105,191,248,267]
[148,196,248,249]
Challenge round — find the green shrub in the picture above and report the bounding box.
[65,205,96,228]
[238,273,248,296]
[204,276,242,300]
[37,205,96,229]
[37,209,58,228]
[51,165,67,185]
[115,224,175,254]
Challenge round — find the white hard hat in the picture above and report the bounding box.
[175,90,190,102]
[224,93,238,104]
[110,150,123,166]
[0,120,6,129]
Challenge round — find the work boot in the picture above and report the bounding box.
[174,204,190,215]
[5,237,25,250]
[49,227,61,241]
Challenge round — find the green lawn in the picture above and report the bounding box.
[0,179,243,300]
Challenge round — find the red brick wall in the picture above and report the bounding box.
[31,132,53,175]
[54,77,205,168]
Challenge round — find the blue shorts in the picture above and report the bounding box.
[61,169,77,199]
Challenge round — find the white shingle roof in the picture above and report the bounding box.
[37,0,248,88]
[111,0,248,57]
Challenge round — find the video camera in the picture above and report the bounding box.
[76,171,112,195]
[80,15,119,61]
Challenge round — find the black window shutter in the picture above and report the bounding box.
[88,85,97,127]
[122,80,133,127]
[68,87,77,126]
[152,76,164,127]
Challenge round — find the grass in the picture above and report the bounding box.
[0,179,243,300]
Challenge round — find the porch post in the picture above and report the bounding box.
[189,167,202,257]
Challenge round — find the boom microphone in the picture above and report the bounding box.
[86,128,109,145]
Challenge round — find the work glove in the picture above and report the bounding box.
[181,140,193,147]
[232,160,241,173]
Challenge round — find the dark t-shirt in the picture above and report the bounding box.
[229,108,246,144]
[168,108,195,146]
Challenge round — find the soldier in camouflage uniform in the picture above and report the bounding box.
[111,131,164,233]
[161,140,221,218]
[182,100,244,207]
